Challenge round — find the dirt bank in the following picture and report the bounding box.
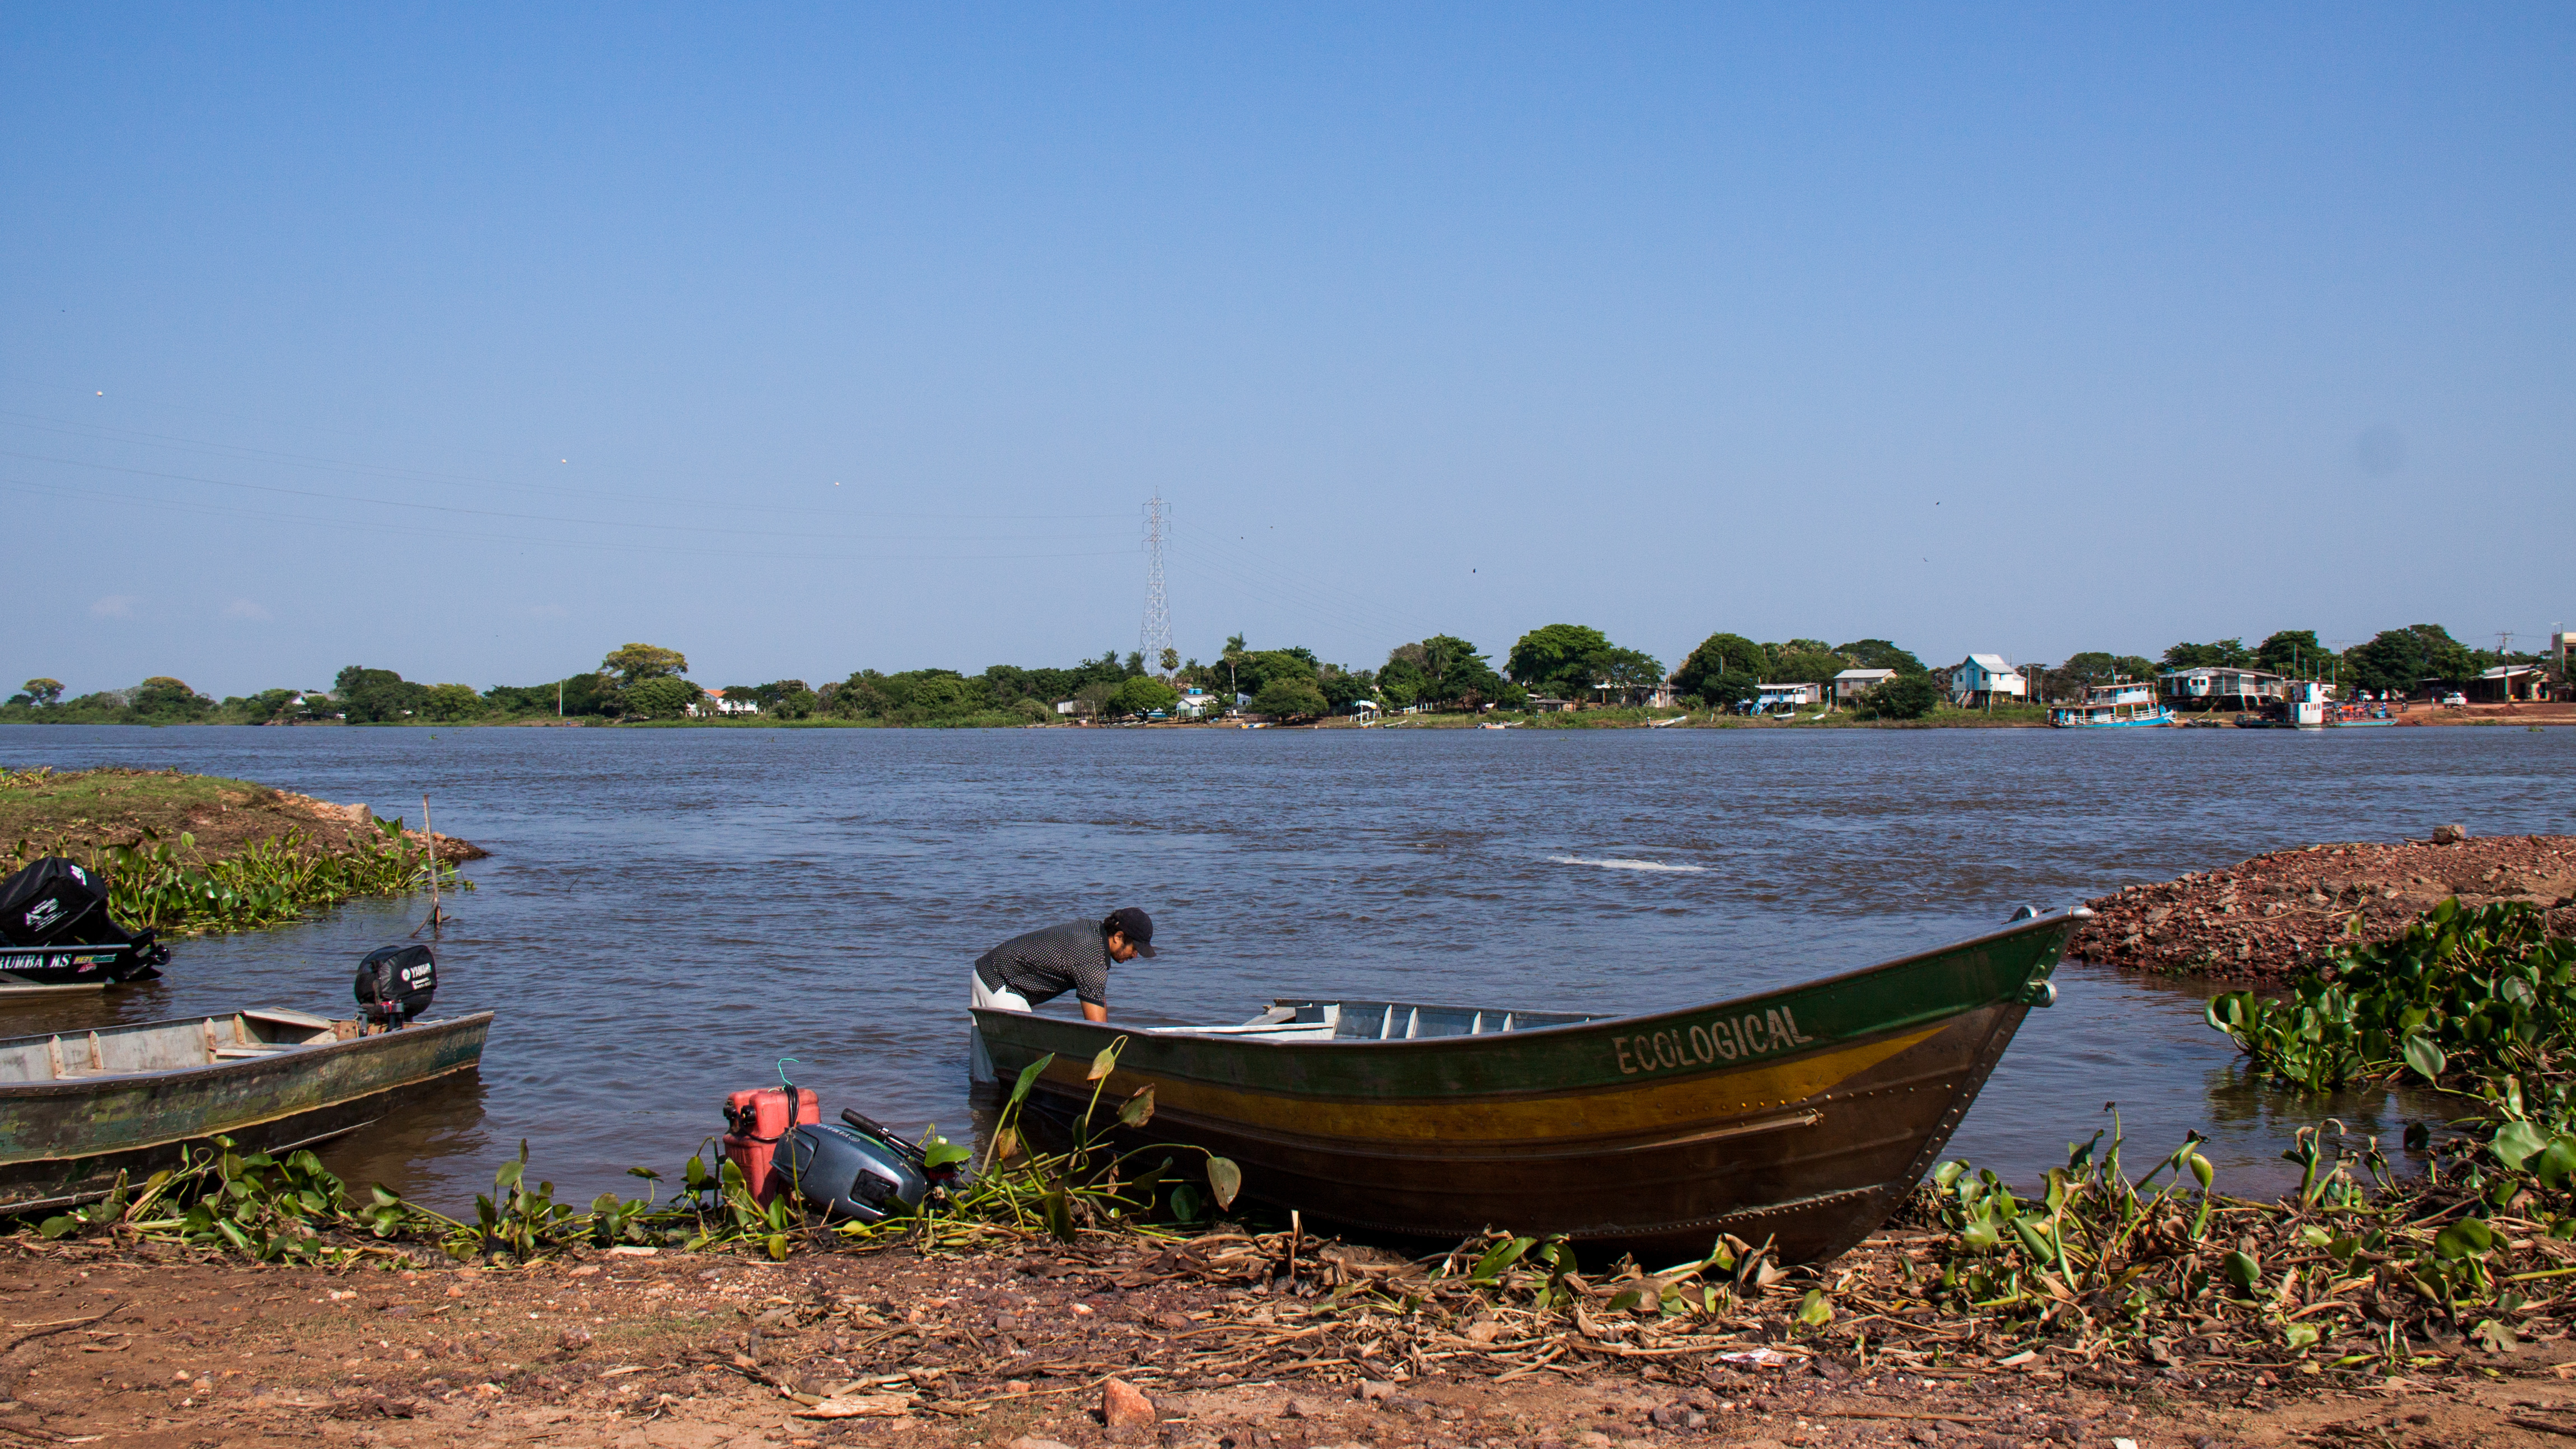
[0,765,482,866]
[2384,700,2576,727]
[2071,834,2576,981]
[0,1228,2559,1449]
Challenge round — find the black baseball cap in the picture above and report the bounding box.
[1105,907,1156,957]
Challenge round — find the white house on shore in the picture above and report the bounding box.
[688,688,758,718]
[1831,668,1897,705]
[1948,655,2027,708]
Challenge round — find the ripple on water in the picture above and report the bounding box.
[0,722,2563,1206]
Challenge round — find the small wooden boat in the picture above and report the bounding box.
[974,909,2081,1265]
[0,1008,493,1211]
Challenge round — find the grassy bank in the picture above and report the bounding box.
[0,766,474,935]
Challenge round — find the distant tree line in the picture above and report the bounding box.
[3,620,2555,729]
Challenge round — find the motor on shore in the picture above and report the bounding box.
[719,1081,958,1223]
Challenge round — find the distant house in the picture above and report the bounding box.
[1525,695,1574,713]
[1174,687,1214,718]
[1592,678,1680,708]
[688,688,758,718]
[1948,655,2027,709]
[1831,668,1897,705]
[2467,665,2546,703]
[1752,681,1822,715]
[1352,699,1382,723]
[2159,666,2284,712]
[1055,699,1093,716]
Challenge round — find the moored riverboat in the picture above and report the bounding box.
[0,1007,492,1210]
[974,908,2083,1265]
[2049,681,2173,728]
[2237,680,2332,728]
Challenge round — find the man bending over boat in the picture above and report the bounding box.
[969,907,1156,1085]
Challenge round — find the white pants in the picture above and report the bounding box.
[970,970,1032,1085]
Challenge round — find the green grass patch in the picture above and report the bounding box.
[0,766,466,936]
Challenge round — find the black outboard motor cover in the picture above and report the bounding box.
[0,857,169,975]
[772,1123,928,1223]
[354,943,437,1026]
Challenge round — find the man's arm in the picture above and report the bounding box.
[1082,1002,1109,1023]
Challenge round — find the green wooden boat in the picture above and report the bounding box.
[0,1008,493,1212]
[973,909,2082,1264]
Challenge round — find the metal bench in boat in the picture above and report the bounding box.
[1157,1000,1602,1041]
[0,1009,345,1083]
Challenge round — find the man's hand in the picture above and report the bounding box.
[1082,1002,1109,1024]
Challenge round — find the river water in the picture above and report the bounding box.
[2,723,2569,1210]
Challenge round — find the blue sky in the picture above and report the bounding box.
[3,5,2569,697]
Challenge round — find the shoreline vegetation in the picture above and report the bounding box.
[6,620,2561,732]
[17,915,2576,1448]
[0,766,477,936]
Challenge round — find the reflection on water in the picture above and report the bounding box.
[0,723,2563,1209]
[1954,960,2444,1196]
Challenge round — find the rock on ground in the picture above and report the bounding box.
[2072,834,2576,981]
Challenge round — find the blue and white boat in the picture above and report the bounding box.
[2049,680,2173,728]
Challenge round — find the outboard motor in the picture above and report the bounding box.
[354,943,437,1029]
[0,857,170,980]
[772,1109,958,1223]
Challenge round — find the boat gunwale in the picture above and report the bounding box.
[0,1011,497,1099]
[973,909,2087,1055]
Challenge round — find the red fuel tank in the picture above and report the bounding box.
[721,1087,819,1204]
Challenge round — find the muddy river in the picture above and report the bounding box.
[1,722,2568,1208]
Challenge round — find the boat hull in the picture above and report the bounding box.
[2047,713,2174,728]
[0,1012,492,1210]
[974,914,2075,1265]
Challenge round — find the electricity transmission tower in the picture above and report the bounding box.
[1140,493,1175,672]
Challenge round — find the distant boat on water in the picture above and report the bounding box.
[2049,680,2173,728]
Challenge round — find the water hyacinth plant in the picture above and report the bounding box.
[25,1039,1246,1268]
[2205,898,2576,1091]
[1,819,471,937]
